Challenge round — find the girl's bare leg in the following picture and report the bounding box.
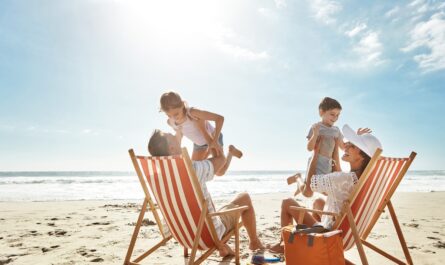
[215,145,242,176]
[191,149,209,161]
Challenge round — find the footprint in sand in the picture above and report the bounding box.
[403,223,419,228]
[433,241,445,249]
[0,258,13,265]
[87,221,111,226]
[48,229,68,236]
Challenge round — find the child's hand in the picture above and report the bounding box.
[357,127,372,135]
[311,123,321,136]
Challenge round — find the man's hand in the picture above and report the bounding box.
[209,140,223,157]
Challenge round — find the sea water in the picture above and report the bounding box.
[0,170,443,201]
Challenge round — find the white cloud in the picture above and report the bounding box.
[216,42,270,61]
[385,6,400,18]
[309,0,342,25]
[274,0,287,9]
[402,12,445,72]
[328,30,385,71]
[345,23,367,37]
[258,7,274,18]
[409,0,426,8]
[209,26,270,61]
[353,31,385,66]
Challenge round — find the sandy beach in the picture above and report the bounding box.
[0,192,444,265]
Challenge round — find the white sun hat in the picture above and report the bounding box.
[342,124,382,157]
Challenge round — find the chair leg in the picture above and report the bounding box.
[235,213,240,265]
[189,207,208,265]
[124,198,149,264]
[387,201,413,265]
[346,204,369,265]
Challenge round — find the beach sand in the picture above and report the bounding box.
[0,192,444,264]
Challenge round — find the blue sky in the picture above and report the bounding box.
[0,0,444,171]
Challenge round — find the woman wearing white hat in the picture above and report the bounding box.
[269,124,382,253]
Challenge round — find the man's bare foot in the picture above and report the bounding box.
[267,242,284,254]
[229,145,243,158]
[249,239,265,251]
[218,244,235,257]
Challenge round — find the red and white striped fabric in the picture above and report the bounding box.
[339,157,409,250]
[137,155,215,250]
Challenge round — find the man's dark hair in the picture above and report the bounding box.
[319,97,342,112]
[148,129,169,156]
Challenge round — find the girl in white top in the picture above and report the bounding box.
[159,91,242,175]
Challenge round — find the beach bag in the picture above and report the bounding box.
[282,224,345,265]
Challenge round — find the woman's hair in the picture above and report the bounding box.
[160,91,185,112]
[357,150,371,177]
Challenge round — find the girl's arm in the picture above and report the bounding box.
[190,108,224,147]
[302,136,323,197]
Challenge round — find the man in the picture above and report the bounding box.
[148,129,264,257]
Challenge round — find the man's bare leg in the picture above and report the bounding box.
[231,193,264,250]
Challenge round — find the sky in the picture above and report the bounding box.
[0,0,444,171]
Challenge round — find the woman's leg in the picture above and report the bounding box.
[312,198,325,222]
[269,198,317,253]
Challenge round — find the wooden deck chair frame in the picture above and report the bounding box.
[124,148,247,265]
[290,149,417,265]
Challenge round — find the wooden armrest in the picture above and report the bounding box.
[208,205,249,217]
[290,206,340,217]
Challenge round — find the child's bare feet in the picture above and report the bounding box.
[287,173,301,185]
[267,242,284,254]
[218,243,235,257]
[229,145,243,158]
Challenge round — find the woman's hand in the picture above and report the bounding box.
[357,127,372,135]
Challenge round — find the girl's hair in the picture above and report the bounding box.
[160,91,185,112]
[356,150,371,178]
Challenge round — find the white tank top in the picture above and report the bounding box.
[167,108,215,146]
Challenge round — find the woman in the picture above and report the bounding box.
[269,124,382,253]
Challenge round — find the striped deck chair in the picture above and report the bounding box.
[124,148,248,265]
[291,149,417,265]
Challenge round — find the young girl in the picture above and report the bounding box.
[159,91,242,176]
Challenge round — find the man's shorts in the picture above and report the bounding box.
[218,202,239,234]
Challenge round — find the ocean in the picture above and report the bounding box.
[0,170,443,201]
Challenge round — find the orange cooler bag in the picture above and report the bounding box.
[282,224,345,265]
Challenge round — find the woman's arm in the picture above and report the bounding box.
[332,138,341,172]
